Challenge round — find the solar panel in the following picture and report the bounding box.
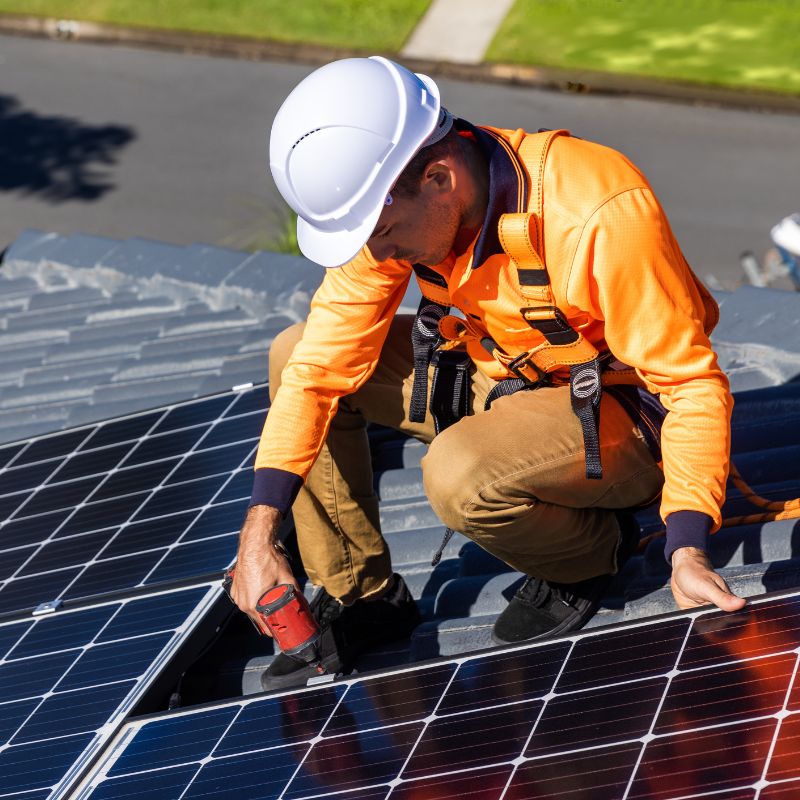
[0,579,226,800]
[75,590,800,800]
[0,385,270,616]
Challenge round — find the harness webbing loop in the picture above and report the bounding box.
[409,299,447,423]
[429,349,471,434]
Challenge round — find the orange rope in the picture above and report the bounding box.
[636,461,800,553]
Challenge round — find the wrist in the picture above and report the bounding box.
[671,546,709,568]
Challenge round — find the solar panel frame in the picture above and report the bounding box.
[0,385,269,617]
[0,579,228,800]
[73,588,800,800]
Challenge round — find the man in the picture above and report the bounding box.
[231,57,745,690]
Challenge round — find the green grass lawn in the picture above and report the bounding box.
[487,0,800,94]
[0,0,430,51]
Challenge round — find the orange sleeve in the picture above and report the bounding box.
[254,251,411,480]
[568,186,733,529]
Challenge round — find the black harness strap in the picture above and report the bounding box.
[523,306,604,479]
[409,298,447,423]
[570,359,603,480]
[429,349,471,434]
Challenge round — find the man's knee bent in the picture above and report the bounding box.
[268,322,306,401]
[421,427,486,532]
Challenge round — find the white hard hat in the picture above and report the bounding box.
[269,56,453,267]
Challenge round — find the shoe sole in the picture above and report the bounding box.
[260,652,346,692]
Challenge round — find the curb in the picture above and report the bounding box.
[2,12,799,114]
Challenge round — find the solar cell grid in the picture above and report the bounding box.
[0,387,267,616]
[0,581,220,800]
[76,591,800,800]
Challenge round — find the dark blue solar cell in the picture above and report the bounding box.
[153,395,235,435]
[0,567,82,614]
[108,706,239,776]
[100,513,196,560]
[81,412,162,451]
[92,458,181,502]
[440,642,568,716]
[52,443,131,483]
[133,476,228,521]
[97,586,208,643]
[15,681,134,743]
[0,491,31,523]
[327,664,454,736]
[393,766,512,800]
[63,551,164,603]
[404,702,541,780]
[0,544,37,580]
[18,530,110,577]
[198,413,262,451]
[286,723,422,799]
[0,698,39,744]
[0,733,93,793]
[124,427,209,467]
[680,597,800,671]
[0,509,71,548]
[15,475,102,516]
[0,442,24,469]
[558,617,690,693]
[14,429,91,466]
[1,459,60,493]
[213,470,252,505]
[165,442,253,485]
[58,633,172,691]
[87,764,199,800]
[224,385,269,417]
[184,746,304,800]
[215,687,344,757]
[182,500,247,542]
[146,535,237,584]
[57,492,148,538]
[0,649,77,702]
[506,742,642,800]
[526,677,665,758]
[0,621,32,659]
[10,605,117,660]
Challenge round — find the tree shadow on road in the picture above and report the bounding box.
[0,94,136,202]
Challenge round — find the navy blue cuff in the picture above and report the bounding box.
[664,511,713,565]
[250,468,303,517]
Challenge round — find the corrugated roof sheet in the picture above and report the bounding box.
[2,229,799,690]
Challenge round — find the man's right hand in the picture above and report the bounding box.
[231,504,300,636]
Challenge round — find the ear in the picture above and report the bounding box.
[419,160,456,195]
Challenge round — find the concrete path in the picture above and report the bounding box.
[401,0,516,64]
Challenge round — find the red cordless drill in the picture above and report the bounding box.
[223,567,325,675]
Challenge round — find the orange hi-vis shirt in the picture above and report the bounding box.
[252,122,733,559]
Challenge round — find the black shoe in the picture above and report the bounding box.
[491,512,640,646]
[261,573,421,691]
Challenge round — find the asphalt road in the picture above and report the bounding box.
[1,33,797,287]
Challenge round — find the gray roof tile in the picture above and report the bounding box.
[97,236,185,279]
[1,228,63,266]
[160,309,259,337]
[41,233,120,269]
[157,243,252,285]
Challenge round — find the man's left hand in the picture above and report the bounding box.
[670,546,746,612]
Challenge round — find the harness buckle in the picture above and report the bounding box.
[506,352,547,386]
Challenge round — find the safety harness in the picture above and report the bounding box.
[411,129,621,473]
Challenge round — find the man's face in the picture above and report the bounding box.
[366,187,461,267]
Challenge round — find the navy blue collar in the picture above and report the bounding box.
[457,119,529,268]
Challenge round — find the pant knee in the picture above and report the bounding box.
[268,322,305,400]
[421,431,483,532]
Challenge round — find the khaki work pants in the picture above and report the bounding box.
[269,315,664,604]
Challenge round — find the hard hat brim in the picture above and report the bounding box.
[296,202,384,268]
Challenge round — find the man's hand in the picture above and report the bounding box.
[231,504,299,636]
[670,547,746,612]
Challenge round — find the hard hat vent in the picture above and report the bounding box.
[292,128,322,151]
